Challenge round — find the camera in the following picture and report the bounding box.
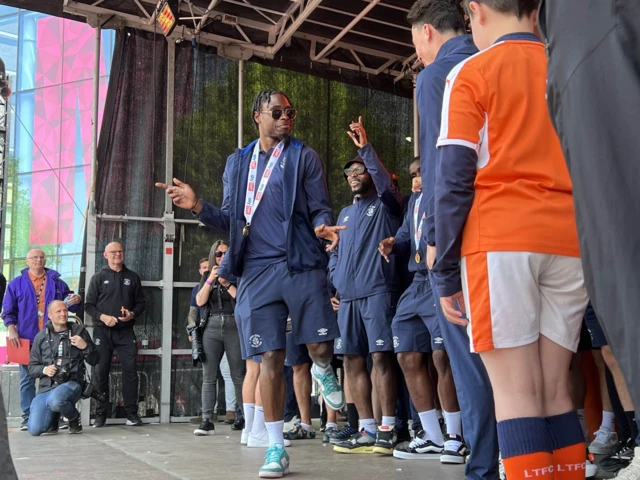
[53,367,70,385]
[81,382,108,403]
[186,323,205,366]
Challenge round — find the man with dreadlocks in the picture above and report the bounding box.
[157,90,344,478]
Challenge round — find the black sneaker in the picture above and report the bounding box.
[194,419,215,436]
[333,429,376,454]
[441,433,467,464]
[601,439,634,473]
[69,417,83,434]
[20,418,28,431]
[373,425,397,455]
[330,425,359,445]
[42,422,59,436]
[93,415,106,428]
[126,414,143,426]
[393,430,443,460]
[397,426,411,444]
[231,417,245,431]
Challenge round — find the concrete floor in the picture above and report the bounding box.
[8,423,467,480]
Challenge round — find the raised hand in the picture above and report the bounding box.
[347,116,368,148]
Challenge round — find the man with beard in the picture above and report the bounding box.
[157,90,344,479]
[329,117,404,455]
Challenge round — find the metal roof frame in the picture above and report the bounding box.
[54,0,419,86]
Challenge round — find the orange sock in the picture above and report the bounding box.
[546,412,586,480]
[498,418,554,480]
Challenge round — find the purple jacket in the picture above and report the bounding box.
[1,268,78,344]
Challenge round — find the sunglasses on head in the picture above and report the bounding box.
[261,108,297,121]
[214,250,226,258]
[344,164,366,177]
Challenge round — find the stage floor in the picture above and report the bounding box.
[8,422,467,480]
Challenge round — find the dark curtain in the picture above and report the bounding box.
[96,28,413,417]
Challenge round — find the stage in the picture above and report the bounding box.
[8,422,466,480]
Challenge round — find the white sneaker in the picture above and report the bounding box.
[615,448,640,480]
[586,453,598,479]
[241,428,249,445]
[589,428,618,455]
[248,428,291,448]
[283,415,300,432]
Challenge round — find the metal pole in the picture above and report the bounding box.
[81,24,101,427]
[160,38,176,424]
[413,79,419,157]
[237,59,244,148]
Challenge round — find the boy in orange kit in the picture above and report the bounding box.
[430,1,589,479]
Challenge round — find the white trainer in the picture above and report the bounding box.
[589,428,618,455]
[615,447,640,480]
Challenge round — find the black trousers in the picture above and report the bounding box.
[542,0,640,411]
[93,327,139,416]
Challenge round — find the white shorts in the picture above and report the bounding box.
[461,252,589,353]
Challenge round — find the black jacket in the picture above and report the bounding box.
[85,265,145,330]
[28,322,99,394]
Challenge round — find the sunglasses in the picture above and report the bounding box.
[344,164,366,177]
[261,108,297,121]
[214,250,227,258]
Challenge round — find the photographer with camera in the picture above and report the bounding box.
[190,240,245,436]
[27,300,99,436]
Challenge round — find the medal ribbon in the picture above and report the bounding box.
[413,193,425,251]
[244,140,286,227]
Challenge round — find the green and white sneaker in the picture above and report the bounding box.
[259,445,290,478]
[311,364,345,410]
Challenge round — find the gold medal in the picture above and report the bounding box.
[415,252,421,263]
[243,224,250,237]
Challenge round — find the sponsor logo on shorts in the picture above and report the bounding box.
[123,279,131,286]
[375,339,385,346]
[393,336,399,348]
[434,337,443,345]
[365,205,376,217]
[95,338,101,346]
[335,338,343,350]
[250,334,263,348]
[317,328,328,336]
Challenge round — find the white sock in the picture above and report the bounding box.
[419,409,444,445]
[300,422,313,432]
[382,416,395,427]
[443,410,462,436]
[601,411,616,432]
[313,363,331,375]
[360,418,377,436]
[266,420,285,448]
[326,422,338,429]
[244,403,255,432]
[251,406,265,435]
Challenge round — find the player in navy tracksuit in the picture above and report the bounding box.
[378,157,466,464]
[329,118,404,455]
[408,1,499,479]
[158,90,345,479]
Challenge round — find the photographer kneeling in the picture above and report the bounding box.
[28,300,99,435]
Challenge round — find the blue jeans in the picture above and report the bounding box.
[27,381,82,436]
[429,271,499,480]
[19,364,36,421]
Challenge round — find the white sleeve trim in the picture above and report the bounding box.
[436,138,479,151]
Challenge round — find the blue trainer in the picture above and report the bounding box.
[311,364,345,410]
[259,445,290,478]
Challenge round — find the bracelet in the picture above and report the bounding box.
[205,279,213,286]
[190,198,200,211]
